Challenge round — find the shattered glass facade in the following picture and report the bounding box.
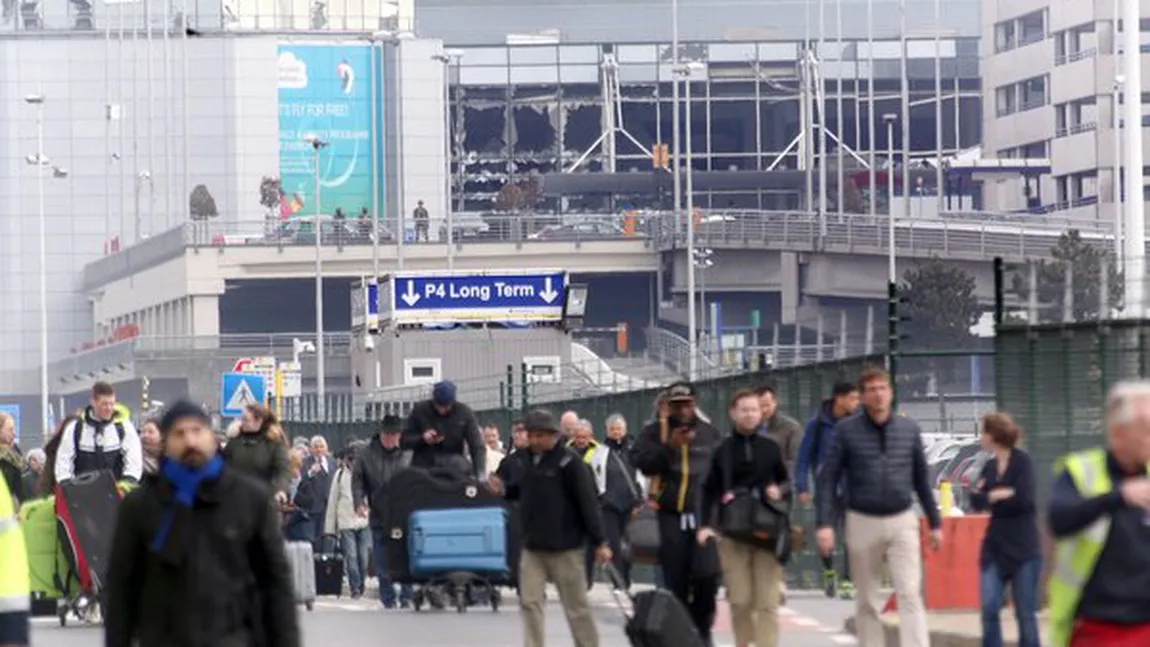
[447,38,983,211]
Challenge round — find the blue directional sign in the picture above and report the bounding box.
[0,405,20,445]
[390,270,567,325]
[220,372,267,417]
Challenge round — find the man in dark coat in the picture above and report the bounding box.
[402,380,485,477]
[104,400,300,647]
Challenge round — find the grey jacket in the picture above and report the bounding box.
[816,412,941,529]
[762,413,802,477]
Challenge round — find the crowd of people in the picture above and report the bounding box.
[5,369,1150,647]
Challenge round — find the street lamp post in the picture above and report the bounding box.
[883,113,898,283]
[433,49,465,270]
[305,133,329,420]
[675,61,702,379]
[24,94,68,437]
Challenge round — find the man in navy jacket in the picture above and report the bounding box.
[794,381,858,598]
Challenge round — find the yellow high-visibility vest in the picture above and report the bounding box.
[1047,449,1149,647]
[0,475,31,618]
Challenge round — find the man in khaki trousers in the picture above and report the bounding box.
[814,368,943,647]
[490,409,612,647]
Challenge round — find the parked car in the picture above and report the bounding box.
[528,221,629,240]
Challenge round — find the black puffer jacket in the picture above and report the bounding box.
[816,412,940,529]
[633,418,722,514]
[401,401,485,476]
[104,467,300,647]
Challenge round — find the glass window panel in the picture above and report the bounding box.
[509,65,559,84]
[618,64,658,83]
[559,64,599,84]
[560,45,600,64]
[708,43,756,62]
[757,42,798,62]
[617,45,657,63]
[510,45,558,65]
[459,66,508,86]
[907,40,957,58]
[459,47,507,66]
[857,41,902,60]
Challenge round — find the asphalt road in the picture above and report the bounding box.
[31,589,858,647]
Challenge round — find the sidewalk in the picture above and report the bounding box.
[843,611,1049,647]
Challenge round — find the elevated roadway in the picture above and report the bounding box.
[82,211,1117,338]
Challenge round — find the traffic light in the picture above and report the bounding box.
[652,144,670,170]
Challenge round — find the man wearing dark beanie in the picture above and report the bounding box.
[104,400,300,647]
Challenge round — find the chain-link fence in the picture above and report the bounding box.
[995,319,1150,502]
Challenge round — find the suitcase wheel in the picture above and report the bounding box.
[305,601,314,612]
[491,588,501,612]
[58,606,67,627]
[412,589,424,612]
[454,591,467,613]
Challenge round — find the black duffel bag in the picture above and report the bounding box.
[715,444,792,562]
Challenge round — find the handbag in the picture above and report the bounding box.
[626,505,661,564]
[716,442,787,547]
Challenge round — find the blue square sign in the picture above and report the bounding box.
[220,373,267,417]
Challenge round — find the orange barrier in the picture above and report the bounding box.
[921,514,989,610]
[884,515,989,612]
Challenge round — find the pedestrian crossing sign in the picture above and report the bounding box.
[220,372,267,417]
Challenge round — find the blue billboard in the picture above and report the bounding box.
[277,44,380,220]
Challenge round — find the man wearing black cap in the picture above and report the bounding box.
[104,400,299,647]
[489,409,609,647]
[352,414,414,608]
[402,380,485,478]
[634,381,724,646]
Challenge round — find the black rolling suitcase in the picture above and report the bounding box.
[315,553,344,597]
[606,566,706,647]
[55,471,123,597]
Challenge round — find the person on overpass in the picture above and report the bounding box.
[104,400,300,647]
[0,470,30,647]
[54,381,143,485]
[402,381,484,478]
[1047,380,1150,647]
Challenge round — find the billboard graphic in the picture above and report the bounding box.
[277,44,378,220]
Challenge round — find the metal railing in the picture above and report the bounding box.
[658,211,1118,259]
[85,210,1117,289]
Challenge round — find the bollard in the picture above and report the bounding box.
[938,480,953,518]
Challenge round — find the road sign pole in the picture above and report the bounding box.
[275,370,283,417]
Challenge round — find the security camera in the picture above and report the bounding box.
[364,335,375,352]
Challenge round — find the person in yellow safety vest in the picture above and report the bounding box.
[0,474,30,646]
[1047,380,1150,647]
[568,420,609,495]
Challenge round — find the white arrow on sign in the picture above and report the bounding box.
[539,277,559,303]
[401,280,421,307]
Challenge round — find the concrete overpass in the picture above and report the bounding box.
[81,210,1115,341]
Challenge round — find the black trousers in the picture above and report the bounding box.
[657,512,720,642]
[584,506,632,589]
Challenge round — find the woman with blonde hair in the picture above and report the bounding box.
[221,404,292,504]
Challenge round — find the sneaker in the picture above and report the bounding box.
[382,600,397,610]
[837,580,855,600]
[399,599,412,609]
[822,569,837,598]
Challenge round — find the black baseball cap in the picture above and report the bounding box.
[832,381,858,397]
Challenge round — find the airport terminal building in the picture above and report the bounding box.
[0,0,984,423]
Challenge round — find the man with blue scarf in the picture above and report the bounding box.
[104,400,300,647]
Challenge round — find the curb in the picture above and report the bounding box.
[842,615,985,647]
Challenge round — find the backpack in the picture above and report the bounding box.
[73,419,126,456]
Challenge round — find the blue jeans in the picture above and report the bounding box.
[371,528,412,605]
[340,528,372,596]
[980,558,1042,647]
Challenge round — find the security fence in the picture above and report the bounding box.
[995,319,1150,502]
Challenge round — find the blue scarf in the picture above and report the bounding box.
[151,454,224,553]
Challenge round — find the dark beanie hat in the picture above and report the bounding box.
[159,400,210,435]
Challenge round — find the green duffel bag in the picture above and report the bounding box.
[19,496,78,599]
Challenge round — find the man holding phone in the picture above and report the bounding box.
[633,381,724,645]
[402,380,486,478]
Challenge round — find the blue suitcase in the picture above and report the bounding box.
[408,507,508,576]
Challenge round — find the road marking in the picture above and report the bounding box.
[828,635,859,645]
